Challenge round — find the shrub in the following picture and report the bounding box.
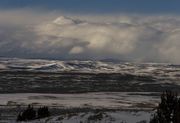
[17,105,36,121]
[37,106,50,118]
[17,105,50,121]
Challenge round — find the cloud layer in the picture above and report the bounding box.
[0,11,180,63]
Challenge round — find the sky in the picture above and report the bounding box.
[1,0,180,14]
[0,0,180,63]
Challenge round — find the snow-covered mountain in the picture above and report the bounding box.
[0,58,180,80]
[0,58,179,93]
[0,58,179,73]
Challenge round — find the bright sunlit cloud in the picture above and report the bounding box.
[0,9,180,63]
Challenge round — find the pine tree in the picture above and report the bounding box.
[150,91,180,123]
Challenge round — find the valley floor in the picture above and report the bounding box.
[0,92,159,123]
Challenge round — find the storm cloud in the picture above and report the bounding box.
[0,10,180,63]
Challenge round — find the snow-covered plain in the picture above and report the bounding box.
[0,92,159,109]
[0,92,157,123]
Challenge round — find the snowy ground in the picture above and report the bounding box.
[22,111,151,123]
[0,92,159,109]
[0,92,159,123]
[0,111,152,123]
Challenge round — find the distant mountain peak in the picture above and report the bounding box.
[53,16,74,25]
